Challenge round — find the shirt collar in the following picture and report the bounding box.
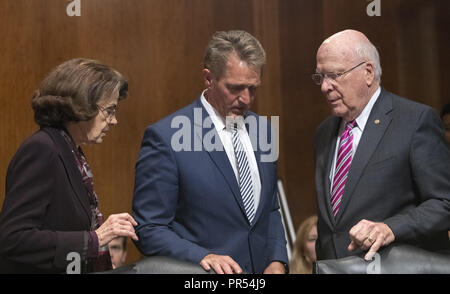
[200,90,246,132]
[354,86,381,132]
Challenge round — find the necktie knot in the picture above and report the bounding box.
[347,120,357,130]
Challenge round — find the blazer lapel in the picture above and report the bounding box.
[43,128,92,223]
[192,99,247,219]
[335,89,393,222]
[206,147,243,211]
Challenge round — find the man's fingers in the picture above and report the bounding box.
[348,220,395,255]
[200,260,211,271]
[349,223,361,240]
[229,260,243,274]
[221,263,234,274]
[200,254,242,274]
[365,238,383,261]
[221,255,242,274]
[211,263,224,274]
[361,233,377,251]
[348,240,358,251]
[349,220,368,246]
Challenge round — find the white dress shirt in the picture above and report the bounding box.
[329,87,381,191]
[201,92,261,211]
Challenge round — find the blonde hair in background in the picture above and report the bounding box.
[289,215,318,274]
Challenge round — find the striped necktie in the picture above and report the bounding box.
[331,120,357,218]
[231,124,255,224]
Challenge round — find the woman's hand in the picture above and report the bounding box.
[95,213,138,247]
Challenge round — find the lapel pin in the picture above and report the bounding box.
[374,119,380,125]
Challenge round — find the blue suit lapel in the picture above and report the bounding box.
[191,99,248,221]
[335,89,393,222]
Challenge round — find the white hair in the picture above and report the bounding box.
[355,41,382,81]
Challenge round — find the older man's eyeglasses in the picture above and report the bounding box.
[97,105,117,123]
[312,61,366,85]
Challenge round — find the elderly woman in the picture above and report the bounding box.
[0,58,138,273]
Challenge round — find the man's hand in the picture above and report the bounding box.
[200,254,243,274]
[348,219,395,260]
[263,261,286,274]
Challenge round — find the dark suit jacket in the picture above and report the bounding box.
[314,88,450,260]
[132,97,288,273]
[0,127,93,273]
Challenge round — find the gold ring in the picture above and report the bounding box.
[368,236,374,243]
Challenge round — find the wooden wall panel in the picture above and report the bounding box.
[322,0,400,93]
[278,0,325,231]
[0,0,448,267]
[436,1,450,107]
[251,0,284,184]
[396,0,441,108]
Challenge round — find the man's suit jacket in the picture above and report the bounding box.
[314,88,450,260]
[132,97,288,273]
[0,127,93,273]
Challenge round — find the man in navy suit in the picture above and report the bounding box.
[132,30,288,274]
[313,29,450,261]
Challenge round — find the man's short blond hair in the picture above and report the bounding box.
[204,30,266,79]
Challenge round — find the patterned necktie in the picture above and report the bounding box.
[331,120,357,218]
[231,124,255,224]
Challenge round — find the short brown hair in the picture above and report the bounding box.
[32,58,128,127]
[204,30,266,79]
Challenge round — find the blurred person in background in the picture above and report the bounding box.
[109,237,127,269]
[289,215,318,274]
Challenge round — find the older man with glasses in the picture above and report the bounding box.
[312,29,450,261]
